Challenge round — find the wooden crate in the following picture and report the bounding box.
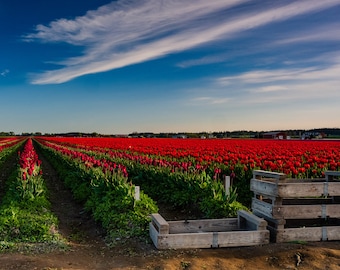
[149,210,269,249]
[274,225,340,243]
[251,170,340,243]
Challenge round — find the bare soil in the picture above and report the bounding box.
[0,150,340,269]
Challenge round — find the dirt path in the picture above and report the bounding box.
[0,148,340,269]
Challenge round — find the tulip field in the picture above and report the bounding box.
[0,136,340,246]
[35,137,340,196]
[36,136,340,178]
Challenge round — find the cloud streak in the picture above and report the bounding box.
[275,23,340,45]
[25,0,340,84]
[190,58,340,107]
[0,69,9,77]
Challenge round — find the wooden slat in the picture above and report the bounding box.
[251,173,340,198]
[250,179,278,197]
[253,170,286,181]
[154,231,269,249]
[155,232,214,249]
[277,182,326,197]
[272,205,321,219]
[275,227,322,243]
[326,205,340,218]
[252,198,273,218]
[275,226,340,243]
[328,183,340,196]
[251,179,340,197]
[272,204,340,219]
[151,213,169,234]
[326,226,340,240]
[218,230,269,247]
[149,222,161,248]
[168,218,238,234]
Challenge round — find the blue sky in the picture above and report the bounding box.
[1,0,340,134]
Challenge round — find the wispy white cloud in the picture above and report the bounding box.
[188,57,340,108]
[191,96,231,105]
[177,54,231,68]
[0,69,9,77]
[178,24,340,69]
[255,85,287,93]
[218,68,311,85]
[276,23,340,45]
[218,63,340,85]
[24,0,340,84]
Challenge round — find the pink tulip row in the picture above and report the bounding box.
[36,138,128,178]
[18,138,42,181]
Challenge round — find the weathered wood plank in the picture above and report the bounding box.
[154,230,269,249]
[168,218,238,234]
[327,183,340,196]
[252,179,340,197]
[218,231,269,247]
[275,227,323,243]
[262,201,340,219]
[326,205,340,218]
[277,182,326,197]
[151,213,169,234]
[275,226,340,243]
[251,170,340,197]
[253,170,286,181]
[326,226,340,240]
[278,182,323,197]
[252,198,273,218]
[155,232,214,249]
[272,205,320,219]
[250,179,278,197]
[149,222,161,248]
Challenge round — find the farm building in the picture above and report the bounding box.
[262,131,287,139]
[301,131,326,140]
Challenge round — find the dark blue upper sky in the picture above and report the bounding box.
[1,0,340,134]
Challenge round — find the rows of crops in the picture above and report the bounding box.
[36,137,340,206]
[35,137,247,222]
[1,136,340,247]
[37,137,340,177]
